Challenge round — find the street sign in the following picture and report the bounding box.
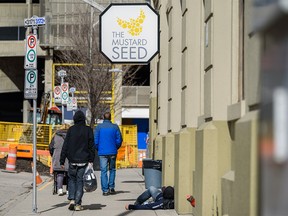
[100,3,159,64]
[24,69,37,99]
[54,86,62,104]
[72,97,78,110]
[70,87,76,93]
[24,34,37,69]
[58,70,67,77]
[24,16,46,27]
[61,82,69,105]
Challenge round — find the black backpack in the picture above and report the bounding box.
[163,199,174,209]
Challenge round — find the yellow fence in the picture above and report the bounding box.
[117,125,138,168]
[0,122,139,168]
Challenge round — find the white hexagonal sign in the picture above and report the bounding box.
[100,3,159,64]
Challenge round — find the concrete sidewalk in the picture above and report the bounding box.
[3,168,180,216]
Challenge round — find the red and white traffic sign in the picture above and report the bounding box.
[24,33,37,69]
[54,86,61,104]
[61,82,69,105]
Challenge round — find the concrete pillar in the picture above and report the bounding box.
[23,100,31,123]
[162,133,175,187]
[154,135,163,160]
[231,111,258,216]
[174,128,195,214]
[194,121,231,216]
[149,97,157,159]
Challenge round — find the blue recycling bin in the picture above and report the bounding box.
[143,159,162,189]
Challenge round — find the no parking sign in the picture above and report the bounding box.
[54,85,61,104]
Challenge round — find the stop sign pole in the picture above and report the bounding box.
[24,16,45,213]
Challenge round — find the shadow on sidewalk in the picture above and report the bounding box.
[122,180,144,184]
[82,203,106,210]
[115,211,134,216]
[39,202,67,213]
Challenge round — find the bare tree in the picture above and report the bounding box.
[54,6,141,127]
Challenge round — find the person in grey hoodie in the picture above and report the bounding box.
[49,124,70,196]
[60,110,95,211]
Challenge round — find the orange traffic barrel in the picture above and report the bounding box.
[2,144,17,173]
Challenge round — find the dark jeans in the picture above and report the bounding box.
[68,163,87,205]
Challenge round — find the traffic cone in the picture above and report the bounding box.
[2,144,17,173]
[31,162,43,185]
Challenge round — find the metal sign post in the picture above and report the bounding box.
[23,16,45,213]
[70,87,76,115]
[58,70,67,124]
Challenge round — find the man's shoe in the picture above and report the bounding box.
[109,188,116,195]
[103,192,109,196]
[74,205,83,211]
[57,188,64,196]
[68,200,75,210]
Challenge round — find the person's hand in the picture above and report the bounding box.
[125,204,129,210]
[61,165,65,169]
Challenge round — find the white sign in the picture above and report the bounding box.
[58,70,67,77]
[24,69,37,99]
[24,17,46,27]
[100,3,159,64]
[24,34,37,69]
[61,82,69,105]
[67,97,78,111]
[54,85,62,104]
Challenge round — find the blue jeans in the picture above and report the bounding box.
[68,164,86,205]
[99,155,116,192]
[135,186,162,205]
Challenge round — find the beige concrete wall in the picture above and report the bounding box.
[194,121,231,216]
[231,111,258,216]
[174,128,195,214]
[162,133,175,187]
[0,69,19,92]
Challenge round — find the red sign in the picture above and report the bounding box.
[54,86,61,95]
[61,83,68,92]
[27,35,36,49]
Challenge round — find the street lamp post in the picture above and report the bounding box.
[58,70,67,124]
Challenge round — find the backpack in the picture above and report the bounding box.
[163,199,174,209]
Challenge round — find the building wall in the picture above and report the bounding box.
[150,0,261,215]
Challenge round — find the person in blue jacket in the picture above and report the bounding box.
[125,186,175,210]
[94,112,122,196]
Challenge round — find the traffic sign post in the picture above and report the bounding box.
[53,86,62,104]
[24,69,38,99]
[58,70,67,124]
[24,15,45,214]
[24,34,37,69]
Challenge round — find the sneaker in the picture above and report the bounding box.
[57,188,64,196]
[74,205,83,211]
[68,200,75,210]
[109,188,116,195]
[103,192,109,196]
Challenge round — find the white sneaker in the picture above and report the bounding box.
[57,188,64,196]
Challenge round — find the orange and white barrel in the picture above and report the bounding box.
[5,144,17,172]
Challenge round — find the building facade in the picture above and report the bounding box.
[149,0,260,215]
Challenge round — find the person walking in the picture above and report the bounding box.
[60,110,95,211]
[94,112,122,196]
[49,124,70,196]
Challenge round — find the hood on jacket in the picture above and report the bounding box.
[55,129,67,138]
[73,110,86,124]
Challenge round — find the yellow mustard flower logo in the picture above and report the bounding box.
[117,9,146,36]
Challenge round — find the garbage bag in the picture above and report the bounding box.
[83,164,97,192]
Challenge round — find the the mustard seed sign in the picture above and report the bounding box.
[100,3,159,64]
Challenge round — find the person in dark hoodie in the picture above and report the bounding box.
[49,124,70,196]
[60,110,95,211]
[125,186,175,210]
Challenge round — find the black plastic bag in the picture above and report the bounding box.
[83,164,97,192]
